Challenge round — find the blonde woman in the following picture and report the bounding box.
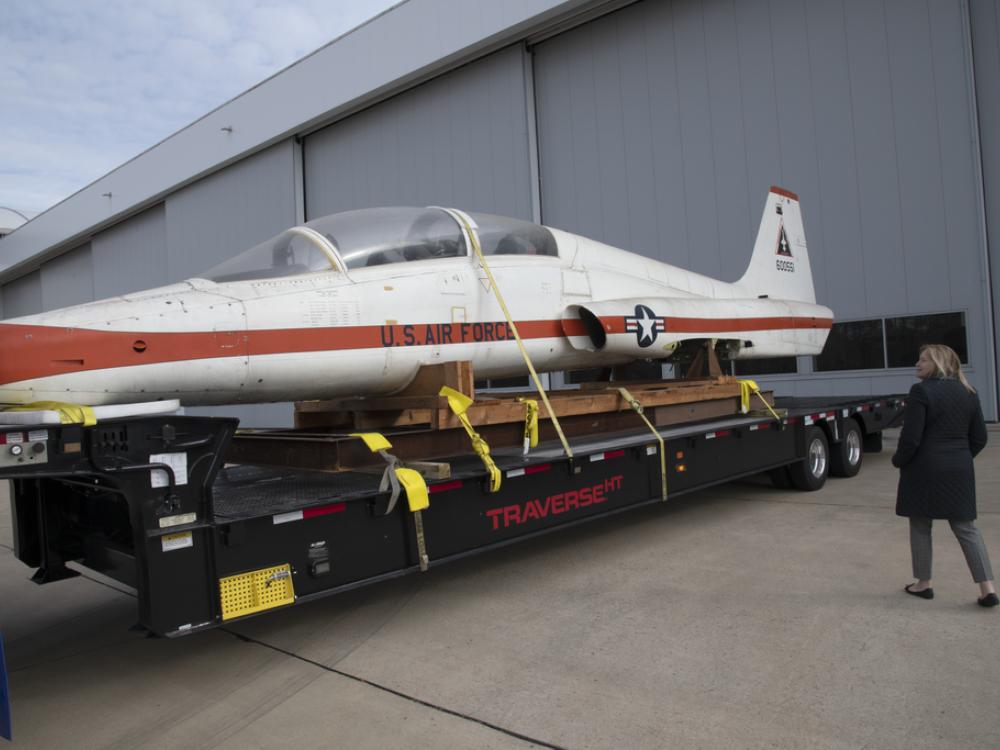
[893,344,997,607]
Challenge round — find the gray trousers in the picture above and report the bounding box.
[910,517,995,583]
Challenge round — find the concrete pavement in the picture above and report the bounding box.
[2,429,999,749]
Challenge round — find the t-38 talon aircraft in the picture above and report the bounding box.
[0,187,831,407]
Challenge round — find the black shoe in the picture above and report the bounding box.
[978,593,999,608]
[905,583,934,599]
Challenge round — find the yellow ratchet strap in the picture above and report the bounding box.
[738,380,783,422]
[452,211,574,461]
[517,397,539,455]
[395,467,429,512]
[352,431,392,452]
[395,467,431,571]
[618,387,667,502]
[351,433,432,571]
[7,401,97,427]
[439,386,502,493]
[351,432,406,514]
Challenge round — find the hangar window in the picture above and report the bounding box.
[469,213,559,257]
[733,358,798,376]
[306,207,467,270]
[886,312,968,366]
[813,312,969,372]
[814,319,885,371]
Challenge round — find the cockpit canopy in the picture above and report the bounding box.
[198,207,558,282]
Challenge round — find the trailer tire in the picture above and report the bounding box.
[790,426,829,491]
[830,419,863,478]
[863,431,883,453]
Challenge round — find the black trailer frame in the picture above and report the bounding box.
[0,395,903,637]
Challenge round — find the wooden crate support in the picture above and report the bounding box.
[231,386,772,473]
[294,362,768,433]
[228,362,777,473]
[295,361,473,431]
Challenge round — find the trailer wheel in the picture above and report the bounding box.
[830,419,863,478]
[790,426,829,491]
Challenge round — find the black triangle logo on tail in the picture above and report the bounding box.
[776,223,793,257]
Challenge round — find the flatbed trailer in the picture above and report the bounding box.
[0,394,903,637]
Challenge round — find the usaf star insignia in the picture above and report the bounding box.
[624,304,665,348]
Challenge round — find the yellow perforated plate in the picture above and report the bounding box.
[219,563,295,621]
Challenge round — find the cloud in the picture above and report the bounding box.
[0,0,399,213]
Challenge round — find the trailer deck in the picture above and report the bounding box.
[1,393,904,637]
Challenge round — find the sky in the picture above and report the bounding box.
[0,0,400,217]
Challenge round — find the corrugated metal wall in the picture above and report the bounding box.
[40,244,94,311]
[165,142,298,281]
[92,205,168,299]
[533,0,994,413]
[303,45,533,220]
[972,0,1000,400]
[1,271,42,318]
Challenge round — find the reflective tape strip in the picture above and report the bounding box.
[273,502,345,525]
[429,480,463,493]
[705,430,731,440]
[304,503,346,519]
[525,463,552,474]
[589,450,625,462]
[508,463,552,478]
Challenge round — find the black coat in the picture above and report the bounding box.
[893,378,987,520]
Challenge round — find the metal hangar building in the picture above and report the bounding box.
[2,0,999,424]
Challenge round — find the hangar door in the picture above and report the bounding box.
[303,45,534,220]
[532,0,995,416]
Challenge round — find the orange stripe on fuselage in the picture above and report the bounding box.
[0,316,831,385]
[602,316,833,335]
[0,320,577,384]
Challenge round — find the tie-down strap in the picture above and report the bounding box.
[439,387,502,493]
[350,433,429,515]
[617,387,667,502]
[737,379,783,421]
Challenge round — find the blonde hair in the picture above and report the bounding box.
[920,344,975,393]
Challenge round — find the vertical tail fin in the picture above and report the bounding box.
[737,187,816,304]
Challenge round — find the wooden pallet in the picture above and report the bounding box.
[231,364,774,473]
[293,361,770,431]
